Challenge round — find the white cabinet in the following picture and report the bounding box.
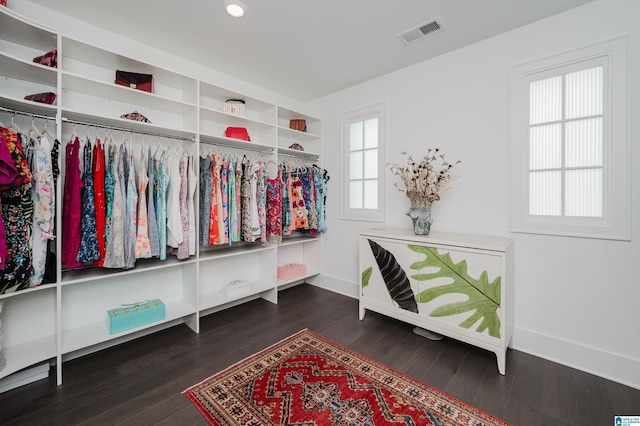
[0,6,323,387]
[359,228,513,374]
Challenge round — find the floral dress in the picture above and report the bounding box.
[76,139,100,263]
[199,154,212,247]
[209,154,221,246]
[176,153,189,260]
[0,128,34,293]
[266,168,283,245]
[240,156,252,242]
[135,148,151,259]
[29,134,54,287]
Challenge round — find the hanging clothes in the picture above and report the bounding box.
[76,138,101,263]
[42,138,60,285]
[147,146,159,257]
[154,149,168,260]
[103,145,126,269]
[29,133,55,287]
[240,156,252,242]
[0,127,34,293]
[199,154,212,247]
[209,154,221,246]
[256,160,267,245]
[266,167,283,245]
[123,146,138,269]
[61,136,84,269]
[92,138,106,266]
[187,153,196,256]
[228,156,239,244]
[135,147,151,259]
[176,153,189,260]
[166,148,182,250]
[249,160,261,242]
[220,157,230,245]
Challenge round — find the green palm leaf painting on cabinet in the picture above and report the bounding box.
[409,245,502,338]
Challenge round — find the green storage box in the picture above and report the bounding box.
[108,299,165,334]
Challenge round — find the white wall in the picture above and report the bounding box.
[308,0,640,389]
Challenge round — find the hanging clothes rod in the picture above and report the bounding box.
[61,117,195,142]
[0,105,56,121]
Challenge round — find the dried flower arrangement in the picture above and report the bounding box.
[387,148,461,208]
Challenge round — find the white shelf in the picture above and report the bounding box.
[0,93,58,116]
[0,283,56,302]
[62,37,198,102]
[61,257,197,285]
[198,243,275,262]
[60,108,197,140]
[278,126,320,141]
[277,266,321,287]
[199,280,275,311]
[61,300,196,354]
[0,7,56,53]
[0,51,57,86]
[61,72,198,116]
[200,106,275,132]
[278,146,320,159]
[0,335,56,380]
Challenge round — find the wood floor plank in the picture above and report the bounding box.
[1,284,638,425]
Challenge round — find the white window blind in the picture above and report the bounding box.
[528,65,603,218]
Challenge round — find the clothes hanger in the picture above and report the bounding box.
[28,116,42,139]
[41,117,53,138]
[9,112,22,133]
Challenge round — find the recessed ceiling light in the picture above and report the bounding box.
[224,0,247,18]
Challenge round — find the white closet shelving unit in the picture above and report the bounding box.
[0,6,323,387]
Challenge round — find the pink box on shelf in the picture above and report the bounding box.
[277,263,307,280]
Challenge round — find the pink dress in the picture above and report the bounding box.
[62,137,84,269]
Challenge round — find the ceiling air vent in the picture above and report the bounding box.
[398,18,444,44]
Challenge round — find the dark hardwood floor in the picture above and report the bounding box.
[1,284,639,425]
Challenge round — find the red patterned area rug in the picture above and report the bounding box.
[184,329,509,426]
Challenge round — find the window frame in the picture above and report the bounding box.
[341,102,387,222]
[509,36,630,240]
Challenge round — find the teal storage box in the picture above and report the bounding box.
[108,299,165,334]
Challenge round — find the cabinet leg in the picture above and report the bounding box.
[359,304,366,320]
[496,349,506,375]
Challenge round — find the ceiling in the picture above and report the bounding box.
[27,0,594,102]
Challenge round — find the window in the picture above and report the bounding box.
[341,103,386,222]
[509,37,630,240]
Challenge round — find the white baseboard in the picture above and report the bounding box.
[512,326,640,390]
[307,274,359,299]
[0,362,50,393]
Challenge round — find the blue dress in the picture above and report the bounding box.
[76,139,100,263]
